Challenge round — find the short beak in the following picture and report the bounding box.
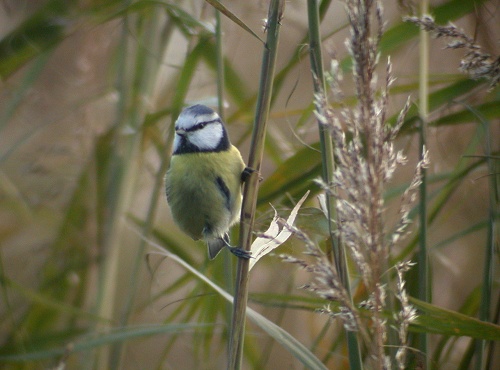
[175,128,186,136]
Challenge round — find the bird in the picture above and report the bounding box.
[165,104,252,260]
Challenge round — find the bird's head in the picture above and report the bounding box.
[173,104,230,154]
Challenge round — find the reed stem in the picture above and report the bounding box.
[228,1,284,368]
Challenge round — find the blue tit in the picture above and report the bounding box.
[165,104,251,260]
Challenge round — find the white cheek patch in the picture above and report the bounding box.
[189,123,223,151]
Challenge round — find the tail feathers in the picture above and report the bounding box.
[207,235,229,260]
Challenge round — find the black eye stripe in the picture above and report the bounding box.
[181,119,221,133]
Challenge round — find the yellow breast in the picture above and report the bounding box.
[165,145,245,240]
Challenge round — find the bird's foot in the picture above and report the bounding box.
[241,167,262,182]
[227,245,252,259]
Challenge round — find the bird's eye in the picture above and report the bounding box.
[198,122,206,129]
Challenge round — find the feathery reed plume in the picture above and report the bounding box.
[280,224,364,337]
[394,261,418,369]
[285,1,429,368]
[405,15,500,88]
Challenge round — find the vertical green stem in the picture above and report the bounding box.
[307,0,339,277]
[418,0,429,366]
[98,6,166,368]
[475,114,497,370]
[306,1,363,368]
[116,17,175,345]
[92,11,129,369]
[215,9,225,119]
[215,3,235,350]
[228,1,284,368]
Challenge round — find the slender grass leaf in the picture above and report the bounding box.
[109,1,215,36]
[397,154,488,267]
[457,340,476,370]
[145,243,328,370]
[410,297,500,341]
[0,324,211,362]
[250,293,326,311]
[396,79,486,132]
[0,328,86,358]
[432,287,482,366]
[0,51,51,130]
[128,214,198,266]
[258,143,322,207]
[433,101,500,127]
[0,158,99,348]
[0,277,108,324]
[201,40,251,106]
[170,37,213,120]
[205,0,264,44]
[0,0,73,78]
[432,220,489,250]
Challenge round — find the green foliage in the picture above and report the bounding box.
[0,0,498,369]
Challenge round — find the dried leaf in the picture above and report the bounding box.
[249,191,309,270]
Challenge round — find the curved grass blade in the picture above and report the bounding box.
[0,0,72,78]
[395,79,486,132]
[0,324,211,362]
[250,292,327,311]
[410,297,500,341]
[0,277,107,325]
[200,40,250,106]
[432,101,499,128]
[205,0,264,44]
[145,244,328,370]
[0,51,51,131]
[258,143,322,207]
[107,1,215,36]
[432,220,489,250]
[431,287,482,367]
